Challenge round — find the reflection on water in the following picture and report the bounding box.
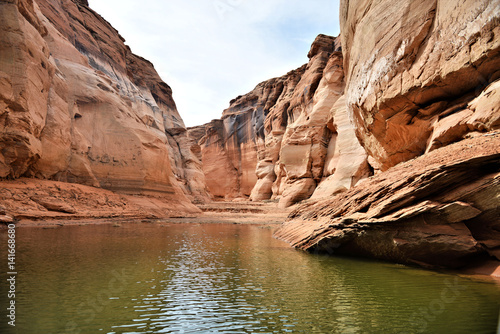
[1,223,500,333]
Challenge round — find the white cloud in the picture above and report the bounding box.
[87,0,340,126]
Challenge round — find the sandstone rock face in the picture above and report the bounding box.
[273,0,500,272]
[258,35,370,207]
[251,66,307,201]
[0,0,51,178]
[0,0,206,211]
[272,36,343,208]
[340,0,500,170]
[275,49,370,207]
[198,119,242,199]
[197,0,499,209]
[198,35,371,206]
[196,63,305,200]
[175,126,211,203]
[275,132,500,269]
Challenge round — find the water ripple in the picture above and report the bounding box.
[1,223,499,334]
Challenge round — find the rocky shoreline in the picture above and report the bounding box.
[0,184,289,227]
[274,131,500,277]
[1,201,498,281]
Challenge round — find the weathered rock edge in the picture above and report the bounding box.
[274,131,500,272]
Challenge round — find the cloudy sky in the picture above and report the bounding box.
[87,0,340,127]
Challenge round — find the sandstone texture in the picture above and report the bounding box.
[199,0,500,210]
[273,0,500,272]
[195,65,308,200]
[197,35,371,206]
[0,177,199,221]
[1,0,499,275]
[275,132,500,270]
[340,0,500,170]
[0,0,206,215]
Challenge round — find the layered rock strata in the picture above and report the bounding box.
[204,0,500,207]
[0,0,206,214]
[198,35,371,206]
[274,0,500,272]
[340,0,500,170]
[0,177,199,222]
[274,132,500,269]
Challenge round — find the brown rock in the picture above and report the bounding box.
[196,35,370,206]
[311,95,370,198]
[0,0,207,210]
[271,36,337,206]
[251,66,307,201]
[278,178,317,209]
[197,65,308,200]
[0,178,201,220]
[169,126,211,204]
[275,132,500,269]
[198,119,240,199]
[0,215,14,224]
[0,0,52,178]
[30,196,76,214]
[72,0,88,7]
[340,0,500,170]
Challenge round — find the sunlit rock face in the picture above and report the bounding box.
[340,0,500,171]
[205,0,500,208]
[274,38,370,208]
[0,0,207,206]
[274,0,500,272]
[199,35,371,205]
[195,64,308,200]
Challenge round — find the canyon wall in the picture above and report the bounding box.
[202,0,500,209]
[0,0,207,216]
[193,65,306,200]
[1,0,498,271]
[340,0,500,171]
[275,0,500,272]
[198,35,371,206]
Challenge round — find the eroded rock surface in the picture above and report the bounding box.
[0,178,200,221]
[273,0,500,272]
[198,35,371,206]
[340,0,500,170]
[0,0,206,214]
[275,132,500,270]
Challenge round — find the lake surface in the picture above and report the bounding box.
[1,222,500,333]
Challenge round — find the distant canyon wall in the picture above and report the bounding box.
[196,35,371,206]
[0,0,209,207]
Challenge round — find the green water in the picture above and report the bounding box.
[1,223,499,333]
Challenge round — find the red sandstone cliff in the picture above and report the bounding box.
[0,0,207,218]
[274,0,500,273]
[1,0,499,273]
[196,35,371,206]
[200,0,500,211]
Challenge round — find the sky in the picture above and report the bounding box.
[87,0,341,127]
